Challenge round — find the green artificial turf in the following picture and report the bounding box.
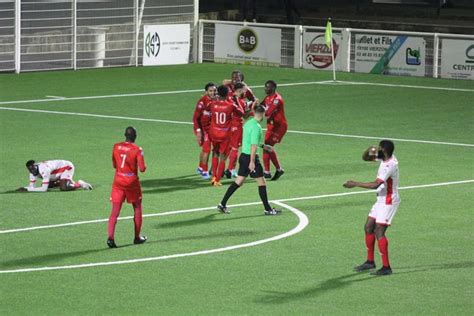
[0,64,473,315]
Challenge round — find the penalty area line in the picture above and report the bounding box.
[0,201,308,274]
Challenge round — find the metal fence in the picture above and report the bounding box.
[1,0,196,73]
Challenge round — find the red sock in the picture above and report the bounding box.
[365,233,375,262]
[377,236,390,267]
[132,201,143,238]
[73,182,81,189]
[212,156,218,177]
[216,159,226,182]
[263,151,270,173]
[269,150,281,170]
[228,148,238,170]
[108,202,122,240]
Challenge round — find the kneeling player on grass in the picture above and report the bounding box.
[343,140,400,276]
[261,80,287,181]
[17,159,92,192]
[107,127,147,248]
[192,82,217,179]
[218,104,281,216]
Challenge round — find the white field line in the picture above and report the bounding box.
[0,201,308,274]
[45,96,65,100]
[338,80,474,92]
[0,81,331,105]
[0,79,472,106]
[1,106,473,147]
[1,179,472,235]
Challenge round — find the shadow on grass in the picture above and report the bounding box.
[154,213,265,230]
[256,261,474,304]
[141,174,216,194]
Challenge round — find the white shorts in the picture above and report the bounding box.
[368,202,399,226]
[59,167,75,181]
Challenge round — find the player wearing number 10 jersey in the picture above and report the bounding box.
[107,126,147,248]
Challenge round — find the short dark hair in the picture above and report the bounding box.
[232,70,244,81]
[26,160,35,167]
[125,126,137,142]
[265,80,277,89]
[205,82,215,91]
[379,140,395,157]
[234,82,245,90]
[254,104,265,113]
[217,85,228,99]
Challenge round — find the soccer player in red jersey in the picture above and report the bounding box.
[209,85,244,186]
[261,80,287,181]
[223,70,256,103]
[343,141,400,276]
[107,126,147,248]
[192,82,217,179]
[227,82,255,178]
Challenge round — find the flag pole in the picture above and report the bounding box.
[325,17,336,82]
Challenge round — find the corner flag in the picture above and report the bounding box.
[325,18,332,48]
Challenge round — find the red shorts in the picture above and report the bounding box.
[230,125,243,148]
[265,127,287,146]
[212,139,230,156]
[110,185,142,204]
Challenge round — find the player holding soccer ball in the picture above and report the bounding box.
[107,126,147,248]
[343,140,400,276]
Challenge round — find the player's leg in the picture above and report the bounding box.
[59,179,81,191]
[211,143,220,184]
[371,204,397,275]
[227,127,242,178]
[107,187,126,248]
[268,130,286,181]
[263,130,273,178]
[355,216,377,272]
[200,134,211,179]
[132,199,147,244]
[252,156,281,215]
[218,153,249,213]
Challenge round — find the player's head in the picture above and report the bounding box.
[205,82,217,99]
[253,104,265,122]
[378,140,395,160]
[26,160,39,176]
[264,80,277,95]
[124,126,137,143]
[217,85,228,100]
[234,82,246,98]
[231,70,244,84]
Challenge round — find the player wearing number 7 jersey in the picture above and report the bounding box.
[107,126,147,248]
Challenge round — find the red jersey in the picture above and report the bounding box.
[263,92,287,129]
[192,95,213,133]
[225,83,256,102]
[209,99,243,141]
[112,142,146,189]
[230,95,247,127]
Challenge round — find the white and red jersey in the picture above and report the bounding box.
[225,83,256,102]
[28,160,75,192]
[375,156,400,205]
[262,92,287,130]
[192,95,213,133]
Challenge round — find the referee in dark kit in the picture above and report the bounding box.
[218,104,281,215]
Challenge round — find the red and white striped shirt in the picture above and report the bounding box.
[28,160,74,192]
[375,156,400,205]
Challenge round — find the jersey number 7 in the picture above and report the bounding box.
[120,154,127,168]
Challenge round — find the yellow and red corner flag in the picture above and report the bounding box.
[325,18,332,48]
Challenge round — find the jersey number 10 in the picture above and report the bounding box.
[214,112,227,124]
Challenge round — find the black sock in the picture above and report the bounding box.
[258,185,272,211]
[221,182,240,206]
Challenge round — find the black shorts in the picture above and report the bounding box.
[237,153,264,178]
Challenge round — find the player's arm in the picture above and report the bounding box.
[112,146,117,169]
[138,148,146,173]
[362,145,377,161]
[343,179,383,190]
[192,102,204,145]
[245,86,256,102]
[26,170,50,192]
[28,173,36,189]
[248,128,261,171]
[222,79,232,85]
